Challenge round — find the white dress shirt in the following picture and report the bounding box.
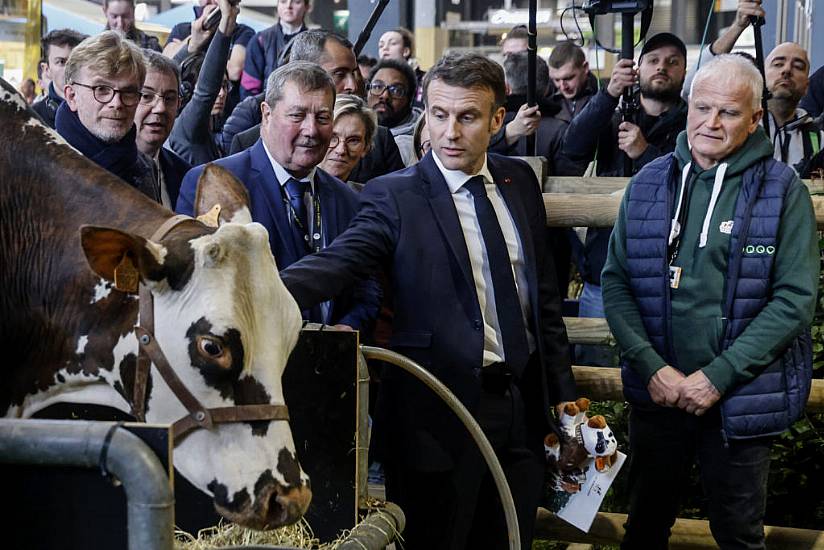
[432,152,535,366]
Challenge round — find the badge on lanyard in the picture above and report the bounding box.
[669,266,682,289]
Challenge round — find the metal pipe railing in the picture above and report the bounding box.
[0,419,174,550]
[359,346,521,550]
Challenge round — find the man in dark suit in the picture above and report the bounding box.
[135,50,190,208]
[281,52,576,549]
[177,61,379,331]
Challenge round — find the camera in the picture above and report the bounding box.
[582,0,651,15]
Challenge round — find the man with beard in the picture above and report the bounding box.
[176,62,380,330]
[56,31,159,200]
[562,32,688,365]
[102,0,161,52]
[134,50,191,209]
[33,29,87,128]
[366,58,421,165]
[681,0,822,177]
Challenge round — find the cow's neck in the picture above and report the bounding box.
[1,100,172,417]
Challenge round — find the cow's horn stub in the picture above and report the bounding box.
[197,204,222,228]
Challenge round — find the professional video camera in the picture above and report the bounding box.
[582,0,654,175]
[582,0,651,16]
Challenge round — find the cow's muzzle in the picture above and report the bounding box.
[215,481,312,530]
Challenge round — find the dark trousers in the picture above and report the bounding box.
[622,405,772,550]
[384,381,544,550]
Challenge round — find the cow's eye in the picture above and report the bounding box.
[198,336,224,358]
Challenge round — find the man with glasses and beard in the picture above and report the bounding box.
[366,58,421,165]
[561,32,688,366]
[56,31,159,201]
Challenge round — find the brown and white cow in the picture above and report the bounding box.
[0,78,311,529]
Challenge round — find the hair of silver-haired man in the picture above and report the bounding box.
[264,60,336,108]
[690,53,763,110]
[332,93,377,147]
[504,51,549,96]
[280,29,353,66]
[142,48,180,86]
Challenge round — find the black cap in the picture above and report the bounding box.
[640,32,687,61]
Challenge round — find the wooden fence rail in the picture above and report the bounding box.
[543,190,824,228]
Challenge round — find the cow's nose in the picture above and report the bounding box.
[213,479,311,530]
[266,484,313,528]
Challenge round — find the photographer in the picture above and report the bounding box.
[562,33,688,363]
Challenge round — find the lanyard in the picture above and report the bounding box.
[668,167,696,264]
[281,183,323,254]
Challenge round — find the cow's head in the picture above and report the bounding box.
[81,165,310,529]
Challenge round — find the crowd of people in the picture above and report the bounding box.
[17,0,823,548]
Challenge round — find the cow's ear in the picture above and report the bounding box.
[194,163,252,226]
[80,226,166,293]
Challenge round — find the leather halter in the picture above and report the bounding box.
[131,215,290,443]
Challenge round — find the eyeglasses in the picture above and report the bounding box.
[329,135,366,151]
[72,82,141,106]
[139,90,181,107]
[367,82,407,99]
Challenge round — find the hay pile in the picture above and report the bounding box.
[175,518,341,549]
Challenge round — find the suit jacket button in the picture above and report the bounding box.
[473,320,482,330]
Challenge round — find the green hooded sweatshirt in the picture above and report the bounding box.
[602,128,819,396]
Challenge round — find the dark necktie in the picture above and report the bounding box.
[464,176,529,374]
[285,177,310,253]
[286,177,325,323]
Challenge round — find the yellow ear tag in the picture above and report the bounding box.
[114,254,139,294]
[197,204,222,228]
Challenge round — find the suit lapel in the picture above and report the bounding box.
[488,156,540,309]
[250,140,301,262]
[421,154,476,293]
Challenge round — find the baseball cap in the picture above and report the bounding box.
[640,32,687,61]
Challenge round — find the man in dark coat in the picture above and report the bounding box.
[547,40,599,124]
[280,52,576,550]
[224,30,405,183]
[490,51,586,296]
[177,61,380,331]
[32,29,87,128]
[563,32,688,362]
[56,31,158,201]
[135,50,191,209]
